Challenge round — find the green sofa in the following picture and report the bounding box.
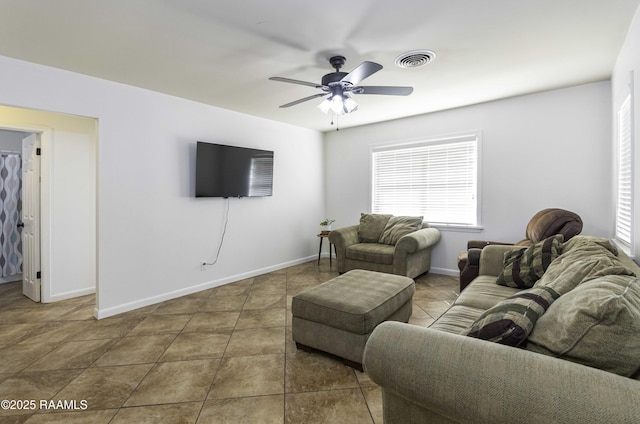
[329,213,441,278]
[364,236,640,423]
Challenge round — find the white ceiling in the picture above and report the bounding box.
[1,0,638,132]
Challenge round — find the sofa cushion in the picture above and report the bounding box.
[496,234,563,288]
[562,235,619,255]
[378,215,423,245]
[455,275,521,310]
[429,305,486,335]
[527,275,640,377]
[534,236,637,295]
[358,213,392,242]
[347,243,394,265]
[463,286,560,346]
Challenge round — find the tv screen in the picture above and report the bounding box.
[195,142,274,198]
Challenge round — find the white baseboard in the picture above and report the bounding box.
[94,255,317,319]
[44,286,96,303]
[428,267,459,277]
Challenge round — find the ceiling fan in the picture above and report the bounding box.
[269,56,413,116]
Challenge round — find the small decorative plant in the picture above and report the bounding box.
[320,219,335,233]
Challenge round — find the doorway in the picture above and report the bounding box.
[0,104,97,305]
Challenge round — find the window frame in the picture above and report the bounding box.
[369,131,482,230]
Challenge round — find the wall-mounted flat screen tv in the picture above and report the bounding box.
[195,142,274,198]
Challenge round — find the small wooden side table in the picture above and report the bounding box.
[317,232,336,266]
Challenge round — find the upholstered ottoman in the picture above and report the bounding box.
[291,269,415,371]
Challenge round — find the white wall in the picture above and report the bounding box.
[49,121,97,301]
[325,82,612,274]
[0,47,618,312]
[612,5,640,258]
[0,55,324,318]
[0,106,97,301]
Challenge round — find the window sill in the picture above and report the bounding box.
[612,237,635,260]
[429,223,484,233]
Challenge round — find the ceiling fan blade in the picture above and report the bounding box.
[356,86,414,96]
[269,76,322,89]
[279,93,327,108]
[341,61,383,85]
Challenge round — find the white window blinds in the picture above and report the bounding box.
[371,134,479,226]
[615,94,633,246]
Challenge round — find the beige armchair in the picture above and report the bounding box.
[329,214,441,278]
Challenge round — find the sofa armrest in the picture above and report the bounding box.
[478,244,522,276]
[395,227,441,254]
[459,242,516,290]
[363,322,640,424]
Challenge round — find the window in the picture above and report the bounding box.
[371,132,480,226]
[615,94,633,248]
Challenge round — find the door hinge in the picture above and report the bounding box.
[36,271,41,279]
[36,148,41,156]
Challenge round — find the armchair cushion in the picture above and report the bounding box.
[464,286,560,346]
[496,234,563,288]
[346,243,394,265]
[358,213,392,242]
[524,208,583,244]
[378,215,423,245]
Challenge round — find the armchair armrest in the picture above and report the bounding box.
[328,225,359,249]
[329,225,360,274]
[467,240,514,249]
[364,322,640,424]
[395,227,441,254]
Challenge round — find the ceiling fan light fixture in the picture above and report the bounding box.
[342,95,358,114]
[330,95,344,114]
[318,93,358,115]
[318,97,332,114]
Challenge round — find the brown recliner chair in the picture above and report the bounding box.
[457,208,583,291]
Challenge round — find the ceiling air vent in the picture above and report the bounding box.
[394,50,436,69]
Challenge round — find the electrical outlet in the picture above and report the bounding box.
[201,261,207,271]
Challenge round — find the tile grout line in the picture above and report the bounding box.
[196,275,255,423]
[0,262,459,423]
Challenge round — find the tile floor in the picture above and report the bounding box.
[0,259,458,423]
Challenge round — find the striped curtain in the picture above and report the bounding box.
[0,154,22,278]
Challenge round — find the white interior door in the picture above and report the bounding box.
[21,134,41,302]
